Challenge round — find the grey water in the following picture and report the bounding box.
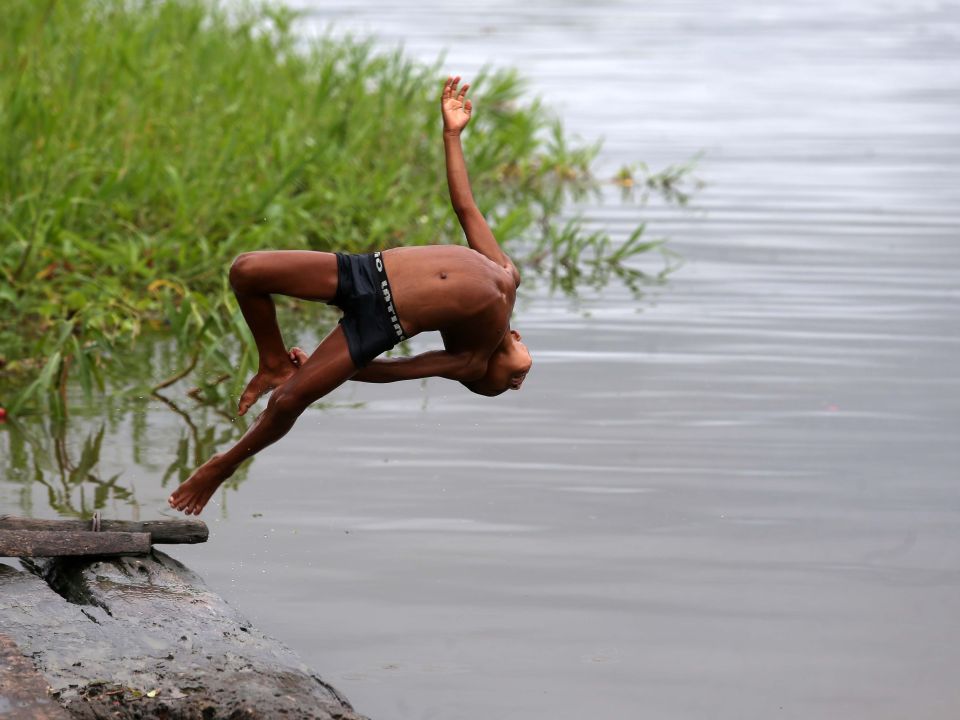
[3,0,960,718]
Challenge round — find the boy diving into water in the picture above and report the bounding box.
[169,76,532,515]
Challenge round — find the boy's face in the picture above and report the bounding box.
[501,330,532,390]
[468,330,532,395]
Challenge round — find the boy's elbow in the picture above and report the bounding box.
[458,354,488,382]
[509,262,521,288]
[453,200,478,218]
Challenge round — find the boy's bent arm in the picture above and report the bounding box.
[352,350,485,383]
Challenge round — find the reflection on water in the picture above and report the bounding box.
[2,420,125,517]
[0,376,382,518]
[0,390,250,518]
[149,391,249,493]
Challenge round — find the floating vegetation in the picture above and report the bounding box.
[0,0,698,417]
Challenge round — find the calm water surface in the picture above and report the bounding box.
[3,1,960,718]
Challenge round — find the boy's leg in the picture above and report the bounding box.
[168,325,356,515]
[228,250,340,415]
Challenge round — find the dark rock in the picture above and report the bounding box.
[0,632,71,719]
[0,555,367,720]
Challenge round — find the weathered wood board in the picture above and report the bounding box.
[0,514,208,544]
[0,529,151,557]
[0,555,367,719]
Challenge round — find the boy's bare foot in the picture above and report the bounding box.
[237,347,308,416]
[168,454,237,515]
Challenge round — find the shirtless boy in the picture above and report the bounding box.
[168,76,532,515]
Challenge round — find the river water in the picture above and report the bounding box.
[3,1,960,718]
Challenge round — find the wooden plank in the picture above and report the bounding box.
[0,634,71,719]
[0,515,208,544]
[0,529,150,557]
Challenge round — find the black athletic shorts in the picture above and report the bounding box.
[331,251,407,367]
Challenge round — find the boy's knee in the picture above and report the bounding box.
[229,253,259,294]
[268,386,309,419]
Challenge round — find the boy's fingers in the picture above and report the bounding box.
[457,83,469,100]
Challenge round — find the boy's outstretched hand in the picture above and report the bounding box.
[441,75,472,134]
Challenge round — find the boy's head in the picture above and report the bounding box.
[464,329,532,396]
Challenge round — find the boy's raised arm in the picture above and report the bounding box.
[441,76,520,286]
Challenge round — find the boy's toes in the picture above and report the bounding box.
[169,486,195,512]
[289,347,308,367]
[238,389,257,416]
[185,496,208,515]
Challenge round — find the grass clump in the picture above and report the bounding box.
[0,0,692,416]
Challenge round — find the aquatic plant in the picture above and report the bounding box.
[0,0,696,416]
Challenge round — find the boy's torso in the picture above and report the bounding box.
[382,245,515,354]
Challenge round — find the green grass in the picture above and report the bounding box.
[0,0,693,417]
